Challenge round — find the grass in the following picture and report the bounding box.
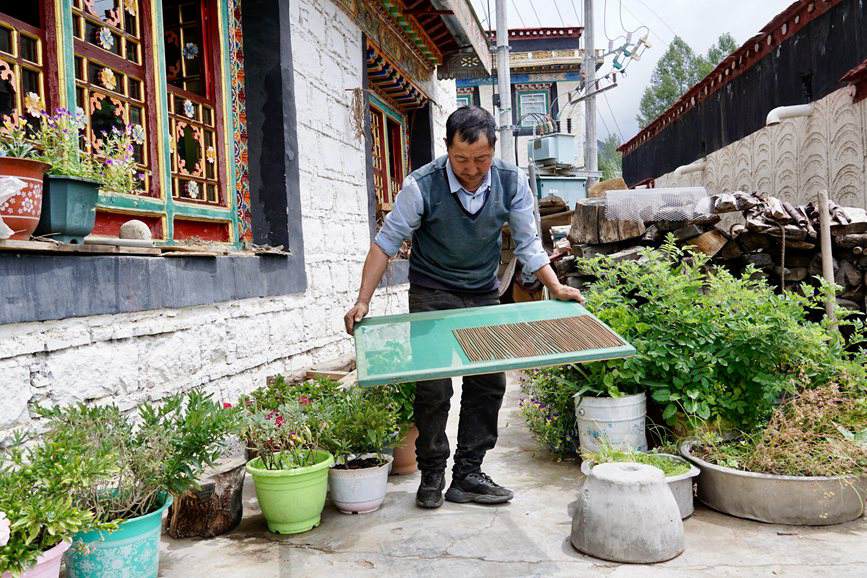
[694,383,867,477]
[581,446,691,477]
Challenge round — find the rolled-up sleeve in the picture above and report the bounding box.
[373,176,423,257]
[509,171,549,274]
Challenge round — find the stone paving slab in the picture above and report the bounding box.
[160,373,867,577]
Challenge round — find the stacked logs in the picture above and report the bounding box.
[556,192,867,311]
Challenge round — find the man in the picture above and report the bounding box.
[344,106,584,509]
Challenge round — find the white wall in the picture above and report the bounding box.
[0,0,456,438]
[654,86,867,209]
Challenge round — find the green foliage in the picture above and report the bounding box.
[240,399,328,471]
[599,133,622,181]
[581,445,691,477]
[695,383,867,476]
[98,125,139,195]
[36,390,238,523]
[319,388,400,466]
[637,34,738,128]
[32,108,101,181]
[0,114,36,159]
[0,432,115,576]
[240,375,342,412]
[581,238,862,432]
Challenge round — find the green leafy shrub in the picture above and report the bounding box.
[581,444,691,476]
[240,399,327,470]
[0,432,115,576]
[318,388,400,468]
[580,238,852,431]
[36,390,238,523]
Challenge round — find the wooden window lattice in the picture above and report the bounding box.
[0,9,46,121]
[72,0,154,196]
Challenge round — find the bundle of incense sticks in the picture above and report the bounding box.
[453,316,624,363]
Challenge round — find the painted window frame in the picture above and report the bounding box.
[455,93,471,108]
[368,92,408,215]
[2,0,242,245]
[516,89,548,127]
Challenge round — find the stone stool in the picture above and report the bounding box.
[571,462,684,563]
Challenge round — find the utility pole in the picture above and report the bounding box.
[495,0,514,163]
[583,0,598,185]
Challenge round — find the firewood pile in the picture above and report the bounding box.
[554,191,867,311]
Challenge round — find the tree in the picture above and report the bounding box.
[599,133,622,181]
[637,33,738,129]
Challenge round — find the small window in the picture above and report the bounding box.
[518,91,548,127]
[456,94,472,108]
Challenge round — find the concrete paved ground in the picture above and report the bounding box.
[160,373,867,577]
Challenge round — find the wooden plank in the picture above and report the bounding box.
[305,370,349,381]
[687,229,729,257]
[162,251,220,258]
[0,240,161,256]
[338,369,358,390]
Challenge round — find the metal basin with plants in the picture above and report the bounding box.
[581,452,700,518]
[681,441,867,525]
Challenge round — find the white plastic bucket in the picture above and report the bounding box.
[574,392,647,453]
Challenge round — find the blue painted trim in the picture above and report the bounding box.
[58,0,77,108]
[456,72,583,87]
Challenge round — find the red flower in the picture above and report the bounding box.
[275,415,285,428]
[223,402,233,409]
[298,395,312,406]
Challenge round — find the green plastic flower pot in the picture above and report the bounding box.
[64,493,173,578]
[246,450,334,534]
[35,175,100,244]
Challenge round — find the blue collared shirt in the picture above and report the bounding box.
[374,159,549,276]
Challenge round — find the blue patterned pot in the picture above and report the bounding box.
[65,494,173,578]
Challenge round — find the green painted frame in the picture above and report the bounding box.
[55,0,241,246]
[354,300,636,387]
[368,92,408,210]
[455,94,472,108]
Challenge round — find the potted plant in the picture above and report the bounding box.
[0,431,115,578]
[0,110,50,240]
[369,383,418,475]
[319,388,398,514]
[243,399,333,534]
[34,391,237,578]
[579,444,700,519]
[29,107,105,244]
[682,380,867,525]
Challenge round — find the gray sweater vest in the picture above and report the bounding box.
[409,155,519,293]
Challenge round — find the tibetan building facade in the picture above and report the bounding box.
[0,0,489,436]
[455,27,585,169]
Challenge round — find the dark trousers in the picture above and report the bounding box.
[408,285,507,480]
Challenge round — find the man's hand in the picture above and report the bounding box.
[550,283,585,304]
[344,301,370,335]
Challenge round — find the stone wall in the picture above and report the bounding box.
[654,86,867,210]
[0,0,456,439]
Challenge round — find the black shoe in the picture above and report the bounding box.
[445,472,514,505]
[416,470,445,509]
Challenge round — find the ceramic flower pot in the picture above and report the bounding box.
[35,175,100,244]
[328,454,393,514]
[246,450,334,534]
[391,424,418,475]
[65,493,173,578]
[1,540,70,578]
[0,158,50,240]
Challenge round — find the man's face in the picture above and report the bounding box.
[446,133,494,192]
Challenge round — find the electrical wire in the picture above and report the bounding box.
[511,0,527,28]
[553,0,567,27]
[624,0,672,44]
[528,1,544,27]
[569,0,582,26]
[602,90,623,140]
[618,0,645,36]
[630,0,678,38]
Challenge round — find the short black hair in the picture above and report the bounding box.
[446,105,497,148]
